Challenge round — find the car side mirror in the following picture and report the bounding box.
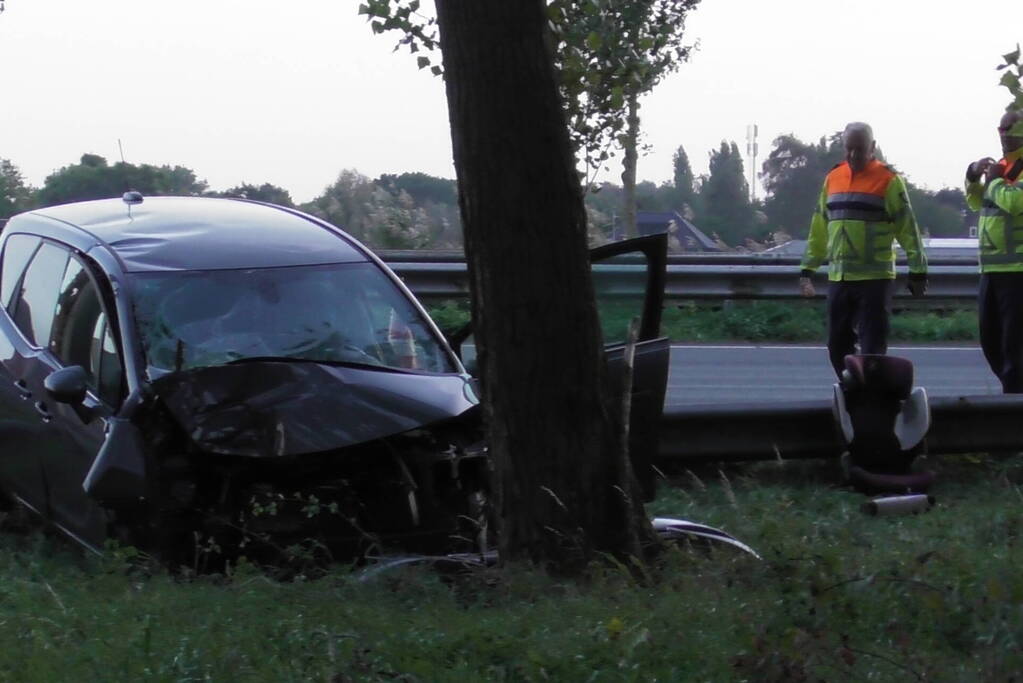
[44,366,89,405]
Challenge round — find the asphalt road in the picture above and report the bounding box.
[666,344,1000,407]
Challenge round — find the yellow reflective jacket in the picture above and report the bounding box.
[966,151,1023,273]
[801,160,927,281]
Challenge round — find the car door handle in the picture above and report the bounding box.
[34,401,52,422]
[14,379,31,400]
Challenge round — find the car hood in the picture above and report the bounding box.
[151,361,480,457]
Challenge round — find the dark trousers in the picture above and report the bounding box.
[826,279,894,378]
[978,272,1023,393]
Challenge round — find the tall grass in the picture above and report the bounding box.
[1,454,1021,680]
[428,298,981,345]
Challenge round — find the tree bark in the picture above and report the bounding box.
[621,92,640,238]
[434,0,651,572]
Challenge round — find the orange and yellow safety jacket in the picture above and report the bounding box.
[965,148,1023,273]
[801,159,927,281]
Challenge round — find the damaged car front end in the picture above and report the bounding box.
[0,197,493,565]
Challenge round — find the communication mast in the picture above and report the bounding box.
[745,124,759,203]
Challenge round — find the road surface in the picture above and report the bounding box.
[666,344,998,407]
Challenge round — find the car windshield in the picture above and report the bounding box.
[130,262,456,375]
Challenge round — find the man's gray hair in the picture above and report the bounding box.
[843,121,874,140]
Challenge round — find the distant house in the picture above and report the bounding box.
[635,211,721,252]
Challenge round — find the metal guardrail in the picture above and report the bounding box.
[381,250,1014,461]
[381,257,983,301]
[656,394,1023,462]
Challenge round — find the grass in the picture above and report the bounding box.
[427,298,981,345]
[2,453,1022,680]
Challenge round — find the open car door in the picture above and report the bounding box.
[590,233,669,502]
[453,234,669,501]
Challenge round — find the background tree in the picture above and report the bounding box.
[0,158,34,219]
[36,154,207,207]
[365,188,434,248]
[551,0,701,238]
[698,141,754,246]
[213,182,295,207]
[301,169,378,242]
[905,184,968,237]
[303,168,462,249]
[376,171,457,205]
[760,134,843,237]
[670,144,698,217]
[376,171,462,246]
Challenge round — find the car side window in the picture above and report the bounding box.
[592,251,649,346]
[11,242,70,348]
[90,314,123,406]
[50,256,124,406]
[1,234,41,312]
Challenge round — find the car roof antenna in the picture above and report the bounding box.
[118,139,144,216]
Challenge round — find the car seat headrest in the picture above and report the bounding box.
[841,354,913,400]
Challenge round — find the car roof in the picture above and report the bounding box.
[23,196,368,272]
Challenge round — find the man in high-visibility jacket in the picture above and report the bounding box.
[799,122,928,377]
[966,108,1023,393]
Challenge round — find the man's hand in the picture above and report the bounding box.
[967,157,996,182]
[985,161,1008,185]
[908,276,927,297]
[799,276,816,298]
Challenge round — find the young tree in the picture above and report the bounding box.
[671,144,697,215]
[0,158,34,219]
[698,141,754,246]
[359,0,701,240]
[362,0,656,570]
[551,0,701,238]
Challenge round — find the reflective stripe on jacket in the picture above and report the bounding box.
[801,159,927,281]
[966,156,1023,273]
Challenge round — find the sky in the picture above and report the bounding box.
[0,0,1020,204]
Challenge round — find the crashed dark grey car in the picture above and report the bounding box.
[0,195,669,564]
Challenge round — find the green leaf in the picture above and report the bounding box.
[430,65,443,76]
[417,56,430,70]
[586,32,602,51]
[610,85,624,109]
[1004,45,1021,66]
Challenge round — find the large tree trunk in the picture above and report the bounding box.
[621,92,640,238]
[434,0,652,572]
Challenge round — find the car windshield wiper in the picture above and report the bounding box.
[223,356,410,373]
